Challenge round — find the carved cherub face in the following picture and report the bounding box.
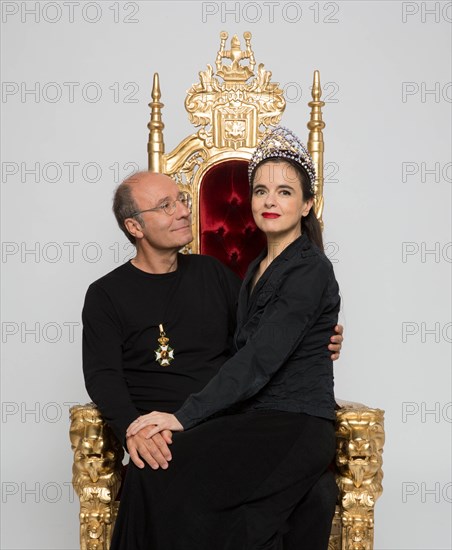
[336,410,384,487]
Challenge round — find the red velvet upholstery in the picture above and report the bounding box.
[199,160,266,279]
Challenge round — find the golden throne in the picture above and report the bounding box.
[70,32,385,550]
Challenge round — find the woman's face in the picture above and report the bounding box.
[251,161,313,240]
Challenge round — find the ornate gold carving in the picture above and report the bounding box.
[335,408,385,550]
[70,402,385,550]
[216,31,255,81]
[70,404,124,550]
[184,31,285,150]
[171,149,207,190]
[307,70,326,227]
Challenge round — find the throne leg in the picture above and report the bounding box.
[70,404,124,550]
[335,407,385,550]
[79,495,119,550]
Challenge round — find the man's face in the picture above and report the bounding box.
[129,174,193,251]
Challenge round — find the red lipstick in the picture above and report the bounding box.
[262,213,280,219]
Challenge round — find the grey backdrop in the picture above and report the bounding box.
[1,1,451,549]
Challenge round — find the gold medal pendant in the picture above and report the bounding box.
[154,324,175,367]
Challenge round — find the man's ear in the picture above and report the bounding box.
[124,218,143,240]
[301,198,314,217]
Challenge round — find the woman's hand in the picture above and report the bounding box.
[329,324,344,361]
[127,412,184,439]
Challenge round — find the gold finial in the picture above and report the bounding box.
[231,34,240,49]
[215,31,255,82]
[311,69,322,102]
[307,70,326,228]
[148,72,165,172]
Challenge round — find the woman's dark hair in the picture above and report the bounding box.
[250,158,324,252]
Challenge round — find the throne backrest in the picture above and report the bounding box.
[147,31,326,278]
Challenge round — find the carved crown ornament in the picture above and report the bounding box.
[184,31,286,150]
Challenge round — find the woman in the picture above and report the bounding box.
[115,126,340,550]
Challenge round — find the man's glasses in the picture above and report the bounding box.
[130,192,192,217]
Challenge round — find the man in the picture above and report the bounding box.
[82,171,343,548]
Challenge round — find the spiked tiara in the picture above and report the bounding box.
[248,126,316,193]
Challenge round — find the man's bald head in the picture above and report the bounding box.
[113,171,175,244]
[123,171,176,192]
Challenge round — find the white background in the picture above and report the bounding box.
[1,1,451,549]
